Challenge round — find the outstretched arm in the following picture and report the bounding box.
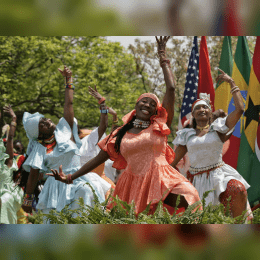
[58,66,75,134]
[3,105,17,168]
[156,36,176,128]
[88,86,108,141]
[216,69,244,141]
[171,145,188,169]
[47,149,110,183]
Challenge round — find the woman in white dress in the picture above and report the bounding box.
[171,69,252,220]
[22,66,110,220]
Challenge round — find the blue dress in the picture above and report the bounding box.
[23,118,110,212]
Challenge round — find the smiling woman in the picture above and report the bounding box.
[48,37,202,215]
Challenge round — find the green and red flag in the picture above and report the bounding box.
[198,36,215,110]
[220,37,252,169]
[237,36,260,207]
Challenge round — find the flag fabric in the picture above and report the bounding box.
[222,36,252,169]
[237,36,260,207]
[178,36,199,129]
[215,36,233,113]
[197,36,215,110]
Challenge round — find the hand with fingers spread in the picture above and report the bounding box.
[58,65,72,79]
[88,86,103,101]
[3,104,16,119]
[155,36,171,52]
[216,68,235,85]
[46,165,68,184]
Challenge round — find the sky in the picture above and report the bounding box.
[106,36,158,49]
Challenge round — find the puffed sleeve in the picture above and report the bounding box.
[210,116,235,135]
[98,129,127,170]
[23,141,47,172]
[172,128,196,147]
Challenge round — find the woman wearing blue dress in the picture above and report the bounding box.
[22,66,110,219]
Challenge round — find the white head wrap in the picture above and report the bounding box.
[23,112,44,155]
[192,93,212,112]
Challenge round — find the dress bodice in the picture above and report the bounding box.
[120,125,169,175]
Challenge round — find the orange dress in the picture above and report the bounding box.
[98,123,201,214]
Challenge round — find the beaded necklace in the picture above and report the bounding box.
[133,119,150,128]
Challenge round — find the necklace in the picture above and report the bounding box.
[196,124,209,130]
[133,119,150,128]
[38,135,56,153]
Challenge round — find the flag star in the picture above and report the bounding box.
[193,89,196,93]
[192,66,196,70]
[195,82,198,86]
[185,95,188,98]
[189,81,192,84]
[189,66,191,69]
[183,102,186,105]
[190,59,193,62]
[191,96,195,100]
[189,104,192,107]
[196,76,199,79]
[197,70,199,73]
[182,110,185,113]
[194,60,197,64]
[187,73,189,76]
[196,53,199,57]
[191,73,194,77]
[187,88,190,91]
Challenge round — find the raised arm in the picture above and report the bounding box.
[47,149,110,183]
[3,105,17,168]
[156,36,176,128]
[58,66,74,131]
[170,145,188,169]
[216,69,244,141]
[88,86,108,141]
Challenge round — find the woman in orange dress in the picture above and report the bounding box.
[48,37,201,215]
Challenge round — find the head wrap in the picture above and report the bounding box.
[122,93,170,135]
[23,112,44,155]
[192,93,212,112]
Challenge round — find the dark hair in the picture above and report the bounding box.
[112,116,135,153]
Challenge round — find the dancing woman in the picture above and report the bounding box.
[172,69,252,219]
[48,37,201,215]
[0,105,24,224]
[22,66,110,218]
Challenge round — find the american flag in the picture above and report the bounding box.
[178,36,199,129]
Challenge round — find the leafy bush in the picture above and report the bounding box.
[28,183,260,224]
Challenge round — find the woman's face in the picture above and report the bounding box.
[38,117,56,137]
[14,142,23,154]
[135,97,157,121]
[192,104,211,122]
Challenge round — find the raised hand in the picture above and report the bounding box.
[58,65,72,78]
[216,68,234,85]
[46,165,67,183]
[155,36,171,52]
[3,104,16,119]
[88,86,103,101]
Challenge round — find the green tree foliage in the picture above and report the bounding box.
[0,36,144,146]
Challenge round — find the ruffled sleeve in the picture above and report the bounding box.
[165,144,175,164]
[210,116,235,135]
[172,128,196,147]
[55,117,82,153]
[23,141,47,172]
[97,128,127,170]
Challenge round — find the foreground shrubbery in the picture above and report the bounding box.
[28,184,260,224]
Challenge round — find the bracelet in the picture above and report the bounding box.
[100,109,108,114]
[66,174,73,184]
[10,121,17,127]
[160,59,171,68]
[230,86,240,94]
[98,97,106,105]
[65,84,75,90]
[64,77,73,84]
[24,193,35,200]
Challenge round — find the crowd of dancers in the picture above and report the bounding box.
[0,37,253,224]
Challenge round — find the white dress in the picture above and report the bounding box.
[79,127,117,182]
[173,117,251,211]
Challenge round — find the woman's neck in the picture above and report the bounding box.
[196,119,209,128]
